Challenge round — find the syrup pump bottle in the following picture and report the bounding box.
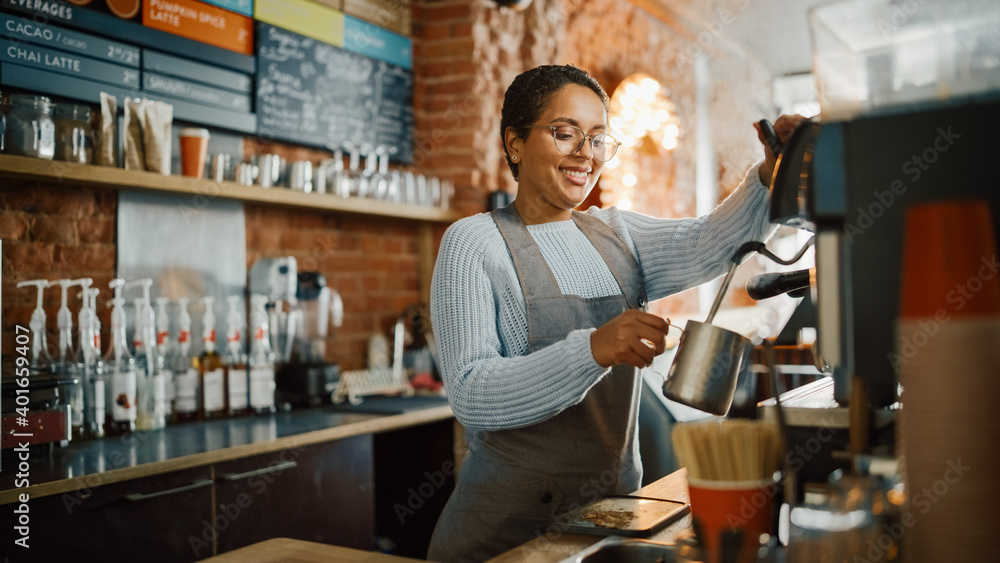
[52,279,84,435]
[196,296,228,419]
[125,279,165,430]
[249,294,277,415]
[155,297,176,422]
[225,295,250,417]
[76,279,104,439]
[173,297,200,421]
[104,279,136,435]
[17,279,54,371]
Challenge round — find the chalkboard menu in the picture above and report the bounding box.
[255,22,413,163]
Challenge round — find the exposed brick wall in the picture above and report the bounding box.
[1,180,440,372]
[245,205,440,370]
[1,183,117,361]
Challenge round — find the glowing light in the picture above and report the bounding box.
[640,77,661,94]
[602,73,681,211]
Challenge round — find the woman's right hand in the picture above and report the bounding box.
[590,310,671,368]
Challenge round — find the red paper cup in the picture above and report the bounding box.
[179,127,210,178]
[688,478,779,563]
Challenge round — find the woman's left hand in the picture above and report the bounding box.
[755,114,808,185]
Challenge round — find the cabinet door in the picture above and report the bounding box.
[3,466,213,562]
[213,434,375,553]
[375,419,456,558]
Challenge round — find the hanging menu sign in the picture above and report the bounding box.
[255,22,413,162]
[142,0,253,55]
[0,11,140,66]
[0,41,140,86]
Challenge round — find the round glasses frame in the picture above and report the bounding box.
[524,125,620,162]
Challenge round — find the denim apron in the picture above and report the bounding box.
[428,204,648,562]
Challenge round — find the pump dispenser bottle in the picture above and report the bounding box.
[87,288,102,356]
[76,279,104,439]
[155,297,176,421]
[53,279,84,433]
[104,279,137,435]
[196,296,227,419]
[173,297,200,422]
[249,294,277,415]
[53,279,81,371]
[17,279,54,371]
[225,295,249,417]
[125,279,165,430]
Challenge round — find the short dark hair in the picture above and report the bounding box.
[500,65,609,181]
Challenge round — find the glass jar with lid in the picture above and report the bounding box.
[53,102,94,164]
[5,94,55,159]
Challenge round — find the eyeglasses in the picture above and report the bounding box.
[525,125,620,162]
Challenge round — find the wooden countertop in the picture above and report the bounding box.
[488,468,691,563]
[200,537,426,562]
[197,469,692,563]
[0,399,453,504]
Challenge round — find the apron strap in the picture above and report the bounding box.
[491,203,564,300]
[571,210,648,311]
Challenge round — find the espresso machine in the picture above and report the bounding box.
[248,257,343,407]
[770,98,1000,409]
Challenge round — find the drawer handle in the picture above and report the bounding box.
[220,460,299,482]
[123,479,213,502]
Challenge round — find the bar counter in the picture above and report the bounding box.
[199,469,692,563]
[0,399,454,505]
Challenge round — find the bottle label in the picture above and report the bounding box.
[153,373,168,418]
[162,369,175,401]
[93,379,106,421]
[111,370,137,422]
[203,368,225,413]
[70,384,84,426]
[40,119,55,148]
[229,368,248,410]
[249,367,275,409]
[175,369,199,413]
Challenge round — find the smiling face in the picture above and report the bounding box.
[506,84,609,224]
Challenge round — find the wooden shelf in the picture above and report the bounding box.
[0,154,463,223]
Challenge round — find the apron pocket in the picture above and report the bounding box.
[452,476,566,520]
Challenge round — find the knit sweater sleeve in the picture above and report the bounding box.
[598,161,776,300]
[430,215,609,431]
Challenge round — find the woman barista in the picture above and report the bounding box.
[427,64,799,562]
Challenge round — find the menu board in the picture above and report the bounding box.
[255,22,413,162]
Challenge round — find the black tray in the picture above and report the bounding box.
[551,495,690,538]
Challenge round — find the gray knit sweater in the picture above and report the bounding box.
[430,162,772,431]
